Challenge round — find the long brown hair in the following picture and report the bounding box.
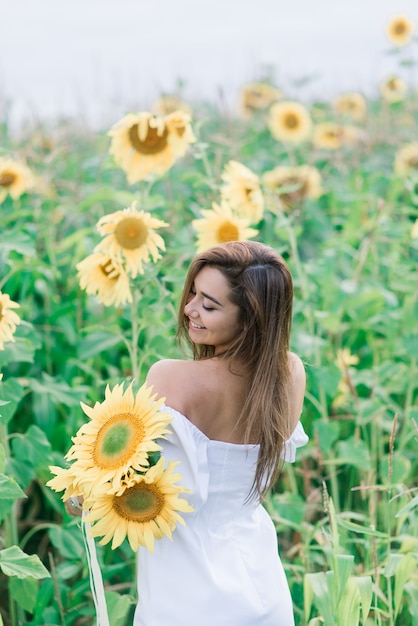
[177,241,294,498]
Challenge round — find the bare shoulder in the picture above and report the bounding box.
[287,352,306,431]
[146,359,189,399]
[288,352,306,386]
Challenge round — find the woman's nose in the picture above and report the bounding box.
[184,297,197,317]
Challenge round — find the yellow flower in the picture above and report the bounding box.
[263,164,322,208]
[333,93,367,121]
[192,201,258,252]
[380,76,407,103]
[0,292,21,350]
[84,457,194,552]
[153,95,192,117]
[336,348,359,372]
[411,219,418,238]
[220,160,264,222]
[77,253,132,307]
[47,465,83,502]
[268,101,312,143]
[313,122,343,150]
[386,15,415,46]
[0,157,33,203]
[108,111,195,184]
[394,143,418,176]
[239,82,282,116]
[95,202,168,278]
[65,382,172,495]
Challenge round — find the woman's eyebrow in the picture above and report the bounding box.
[201,291,223,306]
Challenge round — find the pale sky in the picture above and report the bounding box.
[1,0,417,128]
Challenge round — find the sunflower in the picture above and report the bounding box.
[47,464,83,502]
[220,161,264,222]
[336,348,359,371]
[333,93,367,121]
[268,101,312,143]
[65,382,172,495]
[192,201,258,252]
[263,165,322,208]
[95,202,168,278]
[84,457,194,552]
[312,122,343,150]
[0,292,21,350]
[239,82,282,116]
[386,15,415,46]
[0,157,33,203]
[108,111,195,184]
[153,95,192,117]
[380,76,407,103]
[76,252,132,307]
[394,143,418,176]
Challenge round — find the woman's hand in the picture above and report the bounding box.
[65,495,84,517]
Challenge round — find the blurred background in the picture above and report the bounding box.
[1,0,417,128]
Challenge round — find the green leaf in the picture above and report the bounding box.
[313,420,340,454]
[334,554,354,600]
[337,517,388,539]
[11,425,53,471]
[335,438,372,471]
[0,474,27,500]
[9,576,39,612]
[394,554,416,617]
[105,590,136,626]
[354,576,373,625]
[0,231,36,257]
[305,571,335,625]
[0,546,50,579]
[395,494,418,518]
[77,330,124,360]
[29,373,86,407]
[48,525,84,560]
[0,336,35,366]
[0,378,25,425]
[337,577,360,626]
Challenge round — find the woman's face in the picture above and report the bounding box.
[184,266,241,353]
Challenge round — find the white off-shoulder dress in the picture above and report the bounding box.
[133,405,308,626]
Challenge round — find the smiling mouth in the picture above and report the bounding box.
[189,320,206,330]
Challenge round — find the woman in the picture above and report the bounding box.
[68,240,307,625]
[135,240,307,626]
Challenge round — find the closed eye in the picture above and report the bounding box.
[202,304,215,311]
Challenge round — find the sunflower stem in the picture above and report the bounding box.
[129,286,141,382]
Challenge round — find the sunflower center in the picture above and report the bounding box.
[393,22,406,35]
[217,221,240,243]
[129,123,169,155]
[94,413,145,468]
[280,177,306,204]
[284,113,300,129]
[115,216,149,250]
[407,155,418,168]
[0,171,16,187]
[100,259,120,279]
[114,482,164,522]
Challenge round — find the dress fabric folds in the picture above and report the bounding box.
[134,404,308,626]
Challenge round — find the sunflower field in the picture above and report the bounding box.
[0,14,418,626]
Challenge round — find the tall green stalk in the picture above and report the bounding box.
[0,422,25,626]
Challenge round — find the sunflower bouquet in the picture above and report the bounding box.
[47,381,193,553]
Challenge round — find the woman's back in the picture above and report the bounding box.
[147,357,251,443]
